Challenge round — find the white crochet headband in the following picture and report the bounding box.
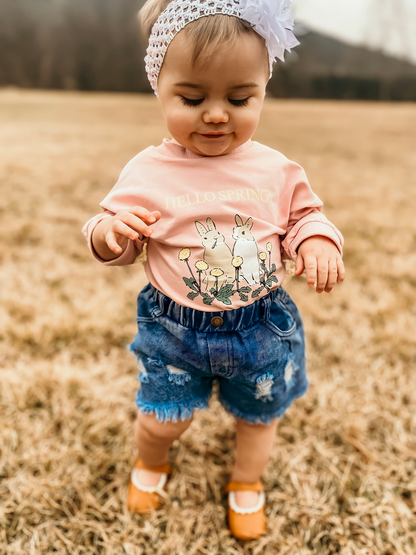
[145,0,299,96]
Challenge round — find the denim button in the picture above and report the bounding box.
[211,316,223,327]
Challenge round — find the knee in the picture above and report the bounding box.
[138,412,192,443]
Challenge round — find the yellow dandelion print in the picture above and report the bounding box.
[195,260,208,271]
[259,252,267,261]
[178,248,191,261]
[232,256,243,268]
[266,242,272,253]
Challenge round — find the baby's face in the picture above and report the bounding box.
[157,31,269,157]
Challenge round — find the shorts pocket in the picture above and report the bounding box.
[265,299,296,337]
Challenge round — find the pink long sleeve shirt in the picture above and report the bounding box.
[83,139,343,311]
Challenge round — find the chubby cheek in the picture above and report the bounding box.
[235,108,261,139]
[165,106,197,139]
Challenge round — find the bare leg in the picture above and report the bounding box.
[133,411,192,486]
[230,418,278,508]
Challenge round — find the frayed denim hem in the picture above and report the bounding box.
[219,382,309,425]
[136,395,210,423]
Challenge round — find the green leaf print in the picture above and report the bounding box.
[183,277,198,291]
[187,291,199,301]
[219,283,234,295]
[239,293,249,302]
[217,291,234,303]
[252,286,265,299]
[202,294,215,306]
[266,276,278,287]
[220,297,232,306]
[239,286,251,293]
[270,263,277,274]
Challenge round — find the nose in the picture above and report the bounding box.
[202,104,229,124]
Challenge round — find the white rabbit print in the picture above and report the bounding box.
[232,215,260,286]
[179,215,279,307]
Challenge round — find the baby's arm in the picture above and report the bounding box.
[279,161,344,293]
[92,206,161,261]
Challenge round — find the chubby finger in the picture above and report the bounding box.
[325,258,338,293]
[117,213,153,237]
[111,219,141,241]
[130,206,161,224]
[337,258,346,283]
[294,252,305,276]
[316,259,329,293]
[304,255,318,288]
[150,210,162,222]
[106,229,125,255]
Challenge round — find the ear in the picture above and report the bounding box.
[195,221,207,236]
[235,214,243,227]
[206,217,216,231]
[245,217,253,230]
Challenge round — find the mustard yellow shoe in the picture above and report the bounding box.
[127,459,171,514]
[225,481,266,540]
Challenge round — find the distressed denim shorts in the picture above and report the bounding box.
[129,283,308,424]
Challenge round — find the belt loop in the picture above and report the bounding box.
[163,293,169,315]
[259,295,266,323]
[155,288,166,315]
[263,293,271,322]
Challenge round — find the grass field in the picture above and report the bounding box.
[1,89,416,554]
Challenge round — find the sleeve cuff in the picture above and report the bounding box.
[83,212,141,266]
[90,237,139,266]
[285,221,344,261]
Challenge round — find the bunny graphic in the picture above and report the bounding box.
[232,214,261,286]
[195,218,235,292]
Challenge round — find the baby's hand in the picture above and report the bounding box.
[295,236,345,293]
[105,206,161,255]
[93,206,161,260]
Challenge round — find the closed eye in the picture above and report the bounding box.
[229,98,250,107]
[180,97,204,107]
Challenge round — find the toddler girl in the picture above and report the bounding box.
[83,0,345,540]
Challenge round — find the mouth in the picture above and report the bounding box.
[199,133,229,139]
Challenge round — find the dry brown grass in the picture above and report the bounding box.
[1,89,416,554]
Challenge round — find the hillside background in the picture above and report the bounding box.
[1,0,416,100]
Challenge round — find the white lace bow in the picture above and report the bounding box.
[145,0,299,95]
[241,0,299,66]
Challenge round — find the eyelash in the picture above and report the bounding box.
[180,97,204,107]
[180,97,250,108]
[229,98,249,107]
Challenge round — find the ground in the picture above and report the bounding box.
[0,90,415,554]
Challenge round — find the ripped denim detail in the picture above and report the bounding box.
[137,357,149,384]
[284,359,296,389]
[167,364,191,386]
[255,372,274,402]
[147,357,165,370]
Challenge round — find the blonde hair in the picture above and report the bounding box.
[139,0,267,66]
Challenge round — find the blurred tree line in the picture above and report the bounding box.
[0,0,148,92]
[1,0,416,100]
